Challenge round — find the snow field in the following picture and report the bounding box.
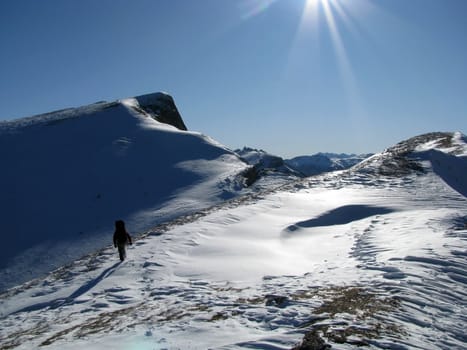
[1,167,466,349]
[1,128,467,349]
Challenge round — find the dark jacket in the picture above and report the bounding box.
[113,230,132,246]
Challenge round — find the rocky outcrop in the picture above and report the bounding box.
[134,92,187,131]
[235,147,303,187]
[353,132,467,177]
[292,330,331,350]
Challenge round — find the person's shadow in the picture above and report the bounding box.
[11,262,121,316]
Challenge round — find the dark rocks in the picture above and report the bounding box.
[353,132,465,177]
[265,294,289,307]
[235,147,304,187]
[134,92,187,131]
[241,166,260,187]
[292,330,331,350]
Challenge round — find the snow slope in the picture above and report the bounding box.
[0,132,466,349]
[0,94,248,292]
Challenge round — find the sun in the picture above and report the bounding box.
[303,0,336,16]
[240,0,358,79]
[302,0,343,28]
[241,0,366,115]
[299,0,359,89]
[304,0,325,10]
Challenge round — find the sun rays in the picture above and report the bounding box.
[241,0,368,121]
[318,0,361,107]
[300,0,360,94]
[240,0,278,20]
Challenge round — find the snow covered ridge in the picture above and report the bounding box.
[1,146,466,349]
[0,93,249,292]
[353,132,467,196]
[0,92,186,133]
[354,131,467,174]
[120,92,187,131]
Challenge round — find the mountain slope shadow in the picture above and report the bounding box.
[9,262,121,316]
[285,205,395,232]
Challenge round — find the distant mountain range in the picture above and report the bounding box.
[286,152,373,176]
[235,147,372,178]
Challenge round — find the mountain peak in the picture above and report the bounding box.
[385,131,467,156]
[1,91,188,133]
[354,131,467,177]
[130,92,187,131]
[0,94,246,291]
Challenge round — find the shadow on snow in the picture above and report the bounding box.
[10,262,121,316]
[285,205,395,233]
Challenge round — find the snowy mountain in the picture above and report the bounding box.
[235,147,303,188]
[285,152,372,176]
[0,93,249,291]
[236,147,371,178]
[1,114,466,349]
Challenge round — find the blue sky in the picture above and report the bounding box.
[1,0,466,157]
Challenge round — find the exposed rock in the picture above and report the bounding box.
[241,166,260,187]
[265,294,289,307]
[292,330,331,350]
[235,147,304,187]
[134,92,187,131]
[354,132,467,176]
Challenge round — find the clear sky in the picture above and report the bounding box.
[1,0,466,157]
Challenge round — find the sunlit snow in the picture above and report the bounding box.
[0,100,466,349]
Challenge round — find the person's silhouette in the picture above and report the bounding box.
[113,220,132,261]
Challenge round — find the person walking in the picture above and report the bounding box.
[113,220,132,261]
